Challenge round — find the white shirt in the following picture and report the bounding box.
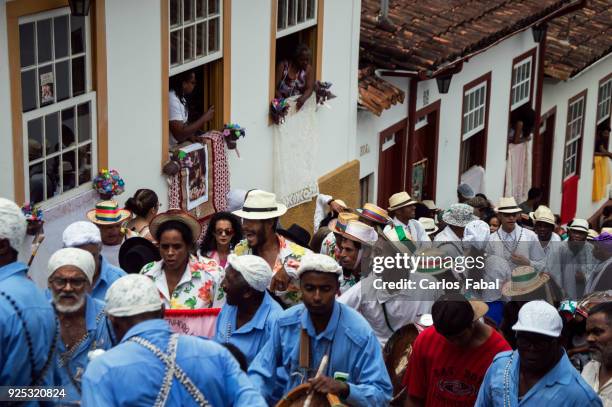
[392,217,431,242]
[582,360,612,407]
[488,225,544,266]
[434,226,462,242]
[586,257,612,295]
[169,90,188,146]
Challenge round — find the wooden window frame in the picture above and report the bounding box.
[268,0,324,110]
[7,0,108,205]
[509,47,537,112]
[458,72,491,179]
[563,90,587,181]
[161,0,231,166]
[596,72,612,125]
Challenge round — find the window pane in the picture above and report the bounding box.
[298,0,306,23]
[62,150,76,193]
[27,118,43,161]
[37,19,53,64]
[196,0,206,18]
[171,0,181,26]
[208,17,219,53]
[70,16,86,55]
[46,157,60,198]
[171,30,182,66]
[61,107,76,149]
[184,0,194,23]
[19,23,36,68]
[54,15,69,59]
[479,88,485,105]
[55,60,70,102]
[307,0,315,19]
[72,56,86,96]
[208,0,219,15]
[196,22,207,57]
[21,69,38,112]
[278,0,287,29]
[38,65,55,106]
[288,0,296,26]
[463,94,468,113]
[78,144,92,186]
[77,102,91,143]
[45,112,60,155]
[184,26,194,62]
[29,163,44,204]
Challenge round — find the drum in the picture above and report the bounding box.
[382,323,419,406]
[275,384,344,407]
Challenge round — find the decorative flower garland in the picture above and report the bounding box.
[92,169,125,198]
[270,98,289,125]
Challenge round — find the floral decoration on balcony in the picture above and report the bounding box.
[21,202,44,235]
[270,98,289,125]
[222,123,246,150]
[93,169,125,199]
[315,81,336,106]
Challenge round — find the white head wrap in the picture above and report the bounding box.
[297,253,342,277]
[48,248,96,284]
[0,198,27,251]
[227,254,273,292]
[105,274,162,317]
[463,220,490,251]
[63,221,102,248]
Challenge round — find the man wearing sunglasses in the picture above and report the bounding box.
[47,247,113,404]
[475,300,601,406]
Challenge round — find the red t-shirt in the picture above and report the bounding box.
[402,325,510,407]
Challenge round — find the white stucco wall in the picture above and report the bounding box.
[357,29,538,210]
[541,54,612,219]
[0,2,15,201]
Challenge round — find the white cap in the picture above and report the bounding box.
[63,221,102,247]
[512,300,562,338]
[297,253,342,277]
[567,218,589,233]
[227,254,273,292]
[0,198,27,251]
[105,274,162,317]
[48,248,96,284]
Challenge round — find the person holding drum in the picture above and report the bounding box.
[248,253,393,406]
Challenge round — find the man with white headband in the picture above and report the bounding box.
[0,198,57,387]
[337,220,378,294]
[63,221,126,301]
[214,254,282,365]
[248,253,392,406]
[81,274,266,406]
[47,247,112,404]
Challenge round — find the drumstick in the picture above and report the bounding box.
[304,354,329,407]
[27,232,45,267]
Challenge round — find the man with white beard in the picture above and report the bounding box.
[47,248,112,404]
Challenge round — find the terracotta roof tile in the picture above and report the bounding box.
[361,0,572,73]
[544,0,612,80]
[358,67,406,116]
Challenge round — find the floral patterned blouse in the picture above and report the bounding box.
[234,234,311,306]
[320,231,339,260]
[141,255,225,309]
[339,274,358,295]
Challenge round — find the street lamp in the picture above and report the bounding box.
[436,74,453,94]
[69,0,92,16]
[532,24,547,43]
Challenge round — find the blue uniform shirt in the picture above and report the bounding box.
[214,290,282,364]
[0,261,57,387]
[91,256,125,301]
[248,301,393,406]
[56,295,112,405]
[81,319,266,406]
[475,350,602,406]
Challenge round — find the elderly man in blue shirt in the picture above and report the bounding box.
[82,274,266,406]
[475,300,602,406]
[214,254,282,364]
[48,247,112,404]
[63,221,126,301]
[0,198,58,389]
[248,253,393,406]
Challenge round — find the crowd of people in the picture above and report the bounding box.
[0,181,611,406]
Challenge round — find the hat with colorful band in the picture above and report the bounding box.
[332,212,359,234]
[356,203,391,225]
[86,200,131,225]
[414,248,450,276]
[501,266,549,297]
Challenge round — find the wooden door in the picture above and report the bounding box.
[411,105,439,201]
[377,120,407,208]
[538,111,556,205]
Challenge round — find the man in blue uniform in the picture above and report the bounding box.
[81,274,266,406]
[214,254,282,365]
[63,221,126,301]
[0,198,57,388]
[248,253,393,406]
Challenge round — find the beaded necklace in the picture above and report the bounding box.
[503,352,515,407]
[497,227,523,256]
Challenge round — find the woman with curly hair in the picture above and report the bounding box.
[199,212,243,269]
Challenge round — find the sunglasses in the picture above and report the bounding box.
[214,229,234,236]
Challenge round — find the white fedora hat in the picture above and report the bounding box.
[496,197,522,214]
[387,191,418,212]
[232,190,287,220]
[422,200,438,211]
[529,205,555,226]
[341,220,378,246]
[567,218,589,233]
[418,217,438,235]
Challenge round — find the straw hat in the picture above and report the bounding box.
[422,200,438,211]
[587,229,599,241]
[332,212,359,234]
[529,205,555,226]
[86,200,131,225]
[232,190,287,220]
[149,209,202,244]
[356,203,391,225]
[567,218,589,233]
[414,248,450,276]
[418,217,438,235]
[341,220,378,245]
[387,192,418,212]
[502,266,550,297]
[496,197,522,214]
